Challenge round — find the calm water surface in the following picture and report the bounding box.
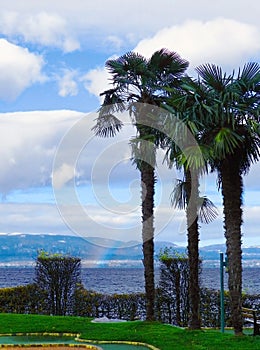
[0,267,259,295]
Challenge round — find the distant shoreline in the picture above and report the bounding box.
[0,260,259,268]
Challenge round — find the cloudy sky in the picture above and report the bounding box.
[0,0,259,250]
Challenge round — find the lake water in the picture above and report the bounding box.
[0,267,259,295]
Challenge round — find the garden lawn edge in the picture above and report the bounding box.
[0,332,160,350]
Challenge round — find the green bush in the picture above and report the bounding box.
[35,252,81,316]
[74,285,146,320]
[0,283,47,314]
[0,281,259,328]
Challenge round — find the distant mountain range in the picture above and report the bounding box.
[0,233,259,267]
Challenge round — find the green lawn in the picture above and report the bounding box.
[0,313,259,350]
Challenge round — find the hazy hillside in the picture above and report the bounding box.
[0,233,259,267]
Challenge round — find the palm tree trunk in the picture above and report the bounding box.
[220,157,243,335]
[185,168,201,329]
[141,161,155,321]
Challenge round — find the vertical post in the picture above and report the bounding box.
[220,252,227,333]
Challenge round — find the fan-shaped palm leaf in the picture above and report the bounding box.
[149,48,189,79]
[196,64,234,91]
[198,196,218,224]
[170,179,187,210]
[92,113,123,137]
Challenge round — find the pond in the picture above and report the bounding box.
[0,335,155,350]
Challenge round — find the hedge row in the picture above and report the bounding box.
[74,285,146,320]
[0,284,48,314]
[0,283,259,328]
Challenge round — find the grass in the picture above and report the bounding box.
[0,313,260,350]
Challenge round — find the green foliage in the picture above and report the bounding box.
[157,248,190,326]
[158,247,187,262]
[170,179,218,224]
[35,252,81,316]
[0,284,47,315]
[74,285,146,321]
[0,282,259,331]
[214,127,243,159]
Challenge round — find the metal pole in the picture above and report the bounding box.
[220,252,226,333]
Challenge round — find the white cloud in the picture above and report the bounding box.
[81,17,260,101]
[0,1,174,50]
[57,69,78,97]
[52,163,75,189]
[0,200,259,246]
[134,18,260,70]
[104,36,124,52]
[0,11,79,52]
[0,39,45,101]
[81,66,111,101]
[0,110,85,196]
[0,203,69,235]
[244,163,260,191]
[0,0,259,53]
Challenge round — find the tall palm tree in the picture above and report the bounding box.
[93,49,189,320]
[163,81,217,329]
[193,62,260,334]
[170,176,218,328]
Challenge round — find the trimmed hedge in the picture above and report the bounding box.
[0,284,48,314]
[0,283,259,328]
[74,285,146,320]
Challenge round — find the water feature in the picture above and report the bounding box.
[0,334,155,350]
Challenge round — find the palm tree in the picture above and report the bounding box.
[93,49,189,320]
[170,176,218,329]
[163,81,217,328]
[193,62,260,334]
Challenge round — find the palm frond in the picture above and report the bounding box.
[149,48,189,78]
[235,62,260,100]
[130,136,157,170]
[92,114,123,137]
[198,196,218,224]
[99,88,126,113]
[106,52,148,79]
[213,127,243,158]
[238,62,260,81]
[196,64,233,91]
[170,179,187,210]
[180,145,208,172]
